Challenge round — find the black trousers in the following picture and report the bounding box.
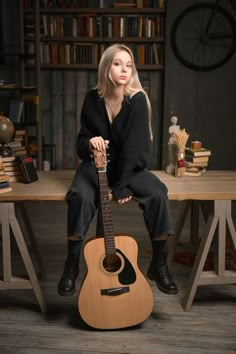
[66,162,174,240]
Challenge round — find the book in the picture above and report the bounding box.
[8,99,24,123]
[185,147,211,157]
[0,174,10,183]
[22,95,39,124]
[2,156,16,162]
[9,175,24,182]
[152,43,160,65]
[17,155,38,183]
[14,129,26,136]
[184,161,208,168]
[0,186,12,194]
[184,168,206,177]
[0,181,10,188]
[113,3,136,7]
[0,83,17,89]
[2,161,17,167]
[185,155,209,163]
[13,148,28,156]
[4,165,20,172]
[4,170,21,176]
[136,0,143,8]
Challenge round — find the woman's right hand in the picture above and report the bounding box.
[89,136,109,152]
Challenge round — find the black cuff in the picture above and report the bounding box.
[112,186,133,201]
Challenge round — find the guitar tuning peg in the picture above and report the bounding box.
[107,159,110,163]
[90,153,93,158]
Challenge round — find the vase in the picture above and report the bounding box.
[175,150,185,177]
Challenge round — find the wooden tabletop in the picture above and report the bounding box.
[0,170,236,202]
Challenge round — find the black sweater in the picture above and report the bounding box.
[77,89,151,200]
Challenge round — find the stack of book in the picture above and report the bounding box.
[0,156,12,194]
[2,156,24,182]
[8,129,28,156]
[184,146,211,176]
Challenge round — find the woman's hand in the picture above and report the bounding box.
[109,192,132,205]
[89,136,109,151]
[117,196,132,205]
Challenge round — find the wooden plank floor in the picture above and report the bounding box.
[0,200,236,354]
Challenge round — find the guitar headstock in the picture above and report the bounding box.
[93,148,107,171]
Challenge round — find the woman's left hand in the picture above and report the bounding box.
[109,192,132,205]
[117,196,132,205]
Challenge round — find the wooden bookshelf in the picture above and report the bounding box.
[23,2,166,70]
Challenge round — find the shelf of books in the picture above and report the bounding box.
[23,0,166,70]
[184,146,211,177]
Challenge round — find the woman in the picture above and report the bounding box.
[57,44,178,297]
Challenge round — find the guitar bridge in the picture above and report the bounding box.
[101,286,129,296]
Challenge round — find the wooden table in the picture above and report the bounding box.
[0,170,236,312]
[0,171,72,314]
[152,170,236,310]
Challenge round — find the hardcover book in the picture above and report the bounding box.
[0,186,12,194]
[185,160,208,168]
[8,99,24,123]
[185,155,209,163]
[185,147,211,157]
[0,181,10,189]
[184,168,206,177]
[17,155,38,184]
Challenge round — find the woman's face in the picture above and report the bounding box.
[109,50,133,86]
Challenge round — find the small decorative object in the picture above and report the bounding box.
[191,140,202,150]
[174,129,189,177]
[0,116,15,157]
[166,115,180,175]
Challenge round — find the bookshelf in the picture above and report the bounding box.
[23,2,166,70]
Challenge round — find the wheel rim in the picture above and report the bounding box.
[170,3,236,71]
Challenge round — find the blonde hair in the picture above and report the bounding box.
[96,44,152,138]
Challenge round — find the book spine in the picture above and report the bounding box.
[18,161,30,183]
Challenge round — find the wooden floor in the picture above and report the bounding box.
[0,200,236,354]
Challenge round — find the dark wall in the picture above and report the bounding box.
[162,0,236,170]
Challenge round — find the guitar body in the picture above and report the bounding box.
[78,234,154,329]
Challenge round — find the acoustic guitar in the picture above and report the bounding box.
[78,148,154,329]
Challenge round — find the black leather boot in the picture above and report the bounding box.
[57,240,82,296]
[147,240,178,295]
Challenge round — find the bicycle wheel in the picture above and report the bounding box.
[171,3,236,71]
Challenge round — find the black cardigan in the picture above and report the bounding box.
[77,89,151,200]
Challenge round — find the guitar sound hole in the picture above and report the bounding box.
[103,254,122,273]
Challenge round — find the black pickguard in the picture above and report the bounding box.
[116,249,136,285]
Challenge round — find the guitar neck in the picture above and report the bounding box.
[98,170,116,255]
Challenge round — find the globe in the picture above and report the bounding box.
[0,115,15,157]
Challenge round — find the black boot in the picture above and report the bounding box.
[147,240,178,295]
[57,240,83,296]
